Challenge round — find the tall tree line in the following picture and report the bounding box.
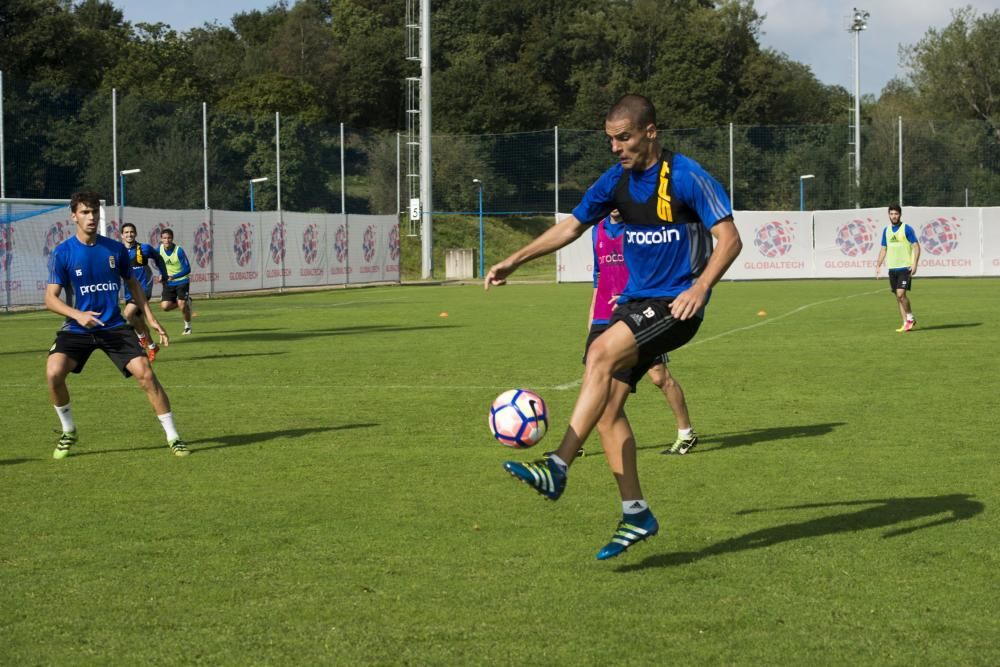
[1,0,997,209]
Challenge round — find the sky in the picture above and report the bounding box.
[111,0,999,97]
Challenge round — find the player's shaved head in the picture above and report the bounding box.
[607,95,657,129]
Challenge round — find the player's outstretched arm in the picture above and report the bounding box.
[485,215,587,289]
[670,218,742,321]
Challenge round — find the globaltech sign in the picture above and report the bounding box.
[727,213,812,279]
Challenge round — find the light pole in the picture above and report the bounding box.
[249,177,268,212]
[849,8,869,208]
[799,174,815,211]
[119,168,141,207]
[473,178,484,278]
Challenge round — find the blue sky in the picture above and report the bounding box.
[112,0,998,97]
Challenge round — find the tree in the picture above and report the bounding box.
[905,8,1000,140]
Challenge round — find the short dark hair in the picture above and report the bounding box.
[607,94,657,129]
[70,191,102,212]
[121,222,137,233]
[160,228,174,238]
[888,204,902,213]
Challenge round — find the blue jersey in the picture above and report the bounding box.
[124,242,166,300]
[47,235,132,333]
[572,151,732,303]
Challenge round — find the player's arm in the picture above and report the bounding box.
[149,245,168,283]
[485,215,587,289]
[44,283,104,328]
[171,247,191,281]
[910,242,920,276]
[671,218,742,321]
[874,246,886,276]
[128,275,170,347]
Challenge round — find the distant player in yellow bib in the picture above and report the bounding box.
[874,204,921,332]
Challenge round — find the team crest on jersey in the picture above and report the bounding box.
[108,255,116,269]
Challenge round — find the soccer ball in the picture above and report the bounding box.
[489,389,548,448]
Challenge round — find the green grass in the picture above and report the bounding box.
[400,214,555,281]
[2,278,999,665]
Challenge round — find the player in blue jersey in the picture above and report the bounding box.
[45,191,190,458]
[158,228,193,335]
[485,94,742,559]
[121,222,168,361]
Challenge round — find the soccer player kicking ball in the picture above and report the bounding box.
[588,209,700,456]
[45,191,190,458]
[485,95,741,560]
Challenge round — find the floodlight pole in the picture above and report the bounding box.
[249,177,268,212]
[0,70,5,199]
[799,174,815,211]
[849,8,869,209]
[419,0,433,278]
[473,179,484,278]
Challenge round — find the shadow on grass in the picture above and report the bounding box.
[0,458,40,466]
[68,424,376,457]
[617,494,984,572]
[643,422,846,453]
[154,351,288,363]
[188,424,378,451]
[910,323,981,332]
[184,324,459,344]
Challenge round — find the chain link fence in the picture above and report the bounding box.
[3,79,999,214]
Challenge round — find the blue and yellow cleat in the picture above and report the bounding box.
[502,456,567,501]
[53,430,77,460]
[596,509,659,560]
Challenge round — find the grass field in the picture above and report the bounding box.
[2,278,999,665]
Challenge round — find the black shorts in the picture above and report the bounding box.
[162,282,190,303]
[124,285,153,307]
[591,299,701,390]
[49,327,146,378]
[889,269,913,292]
[584,324,669,367]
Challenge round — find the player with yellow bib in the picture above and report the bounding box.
[874,204,921,332]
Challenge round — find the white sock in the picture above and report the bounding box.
[678,427,693,439]
[623,499,648,514]
[906,313,914,321]
[158,412,180,442]
[54,404,75,432]
[548,454,568,471]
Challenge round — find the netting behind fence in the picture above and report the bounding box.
[3,79,999,215]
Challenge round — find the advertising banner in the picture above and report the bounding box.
[556,214,593,283]
[349,215,400,284]
[983,208,1000,276]
[284,211,328,288]
[212,210,264,293]
[727,211,814,280]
